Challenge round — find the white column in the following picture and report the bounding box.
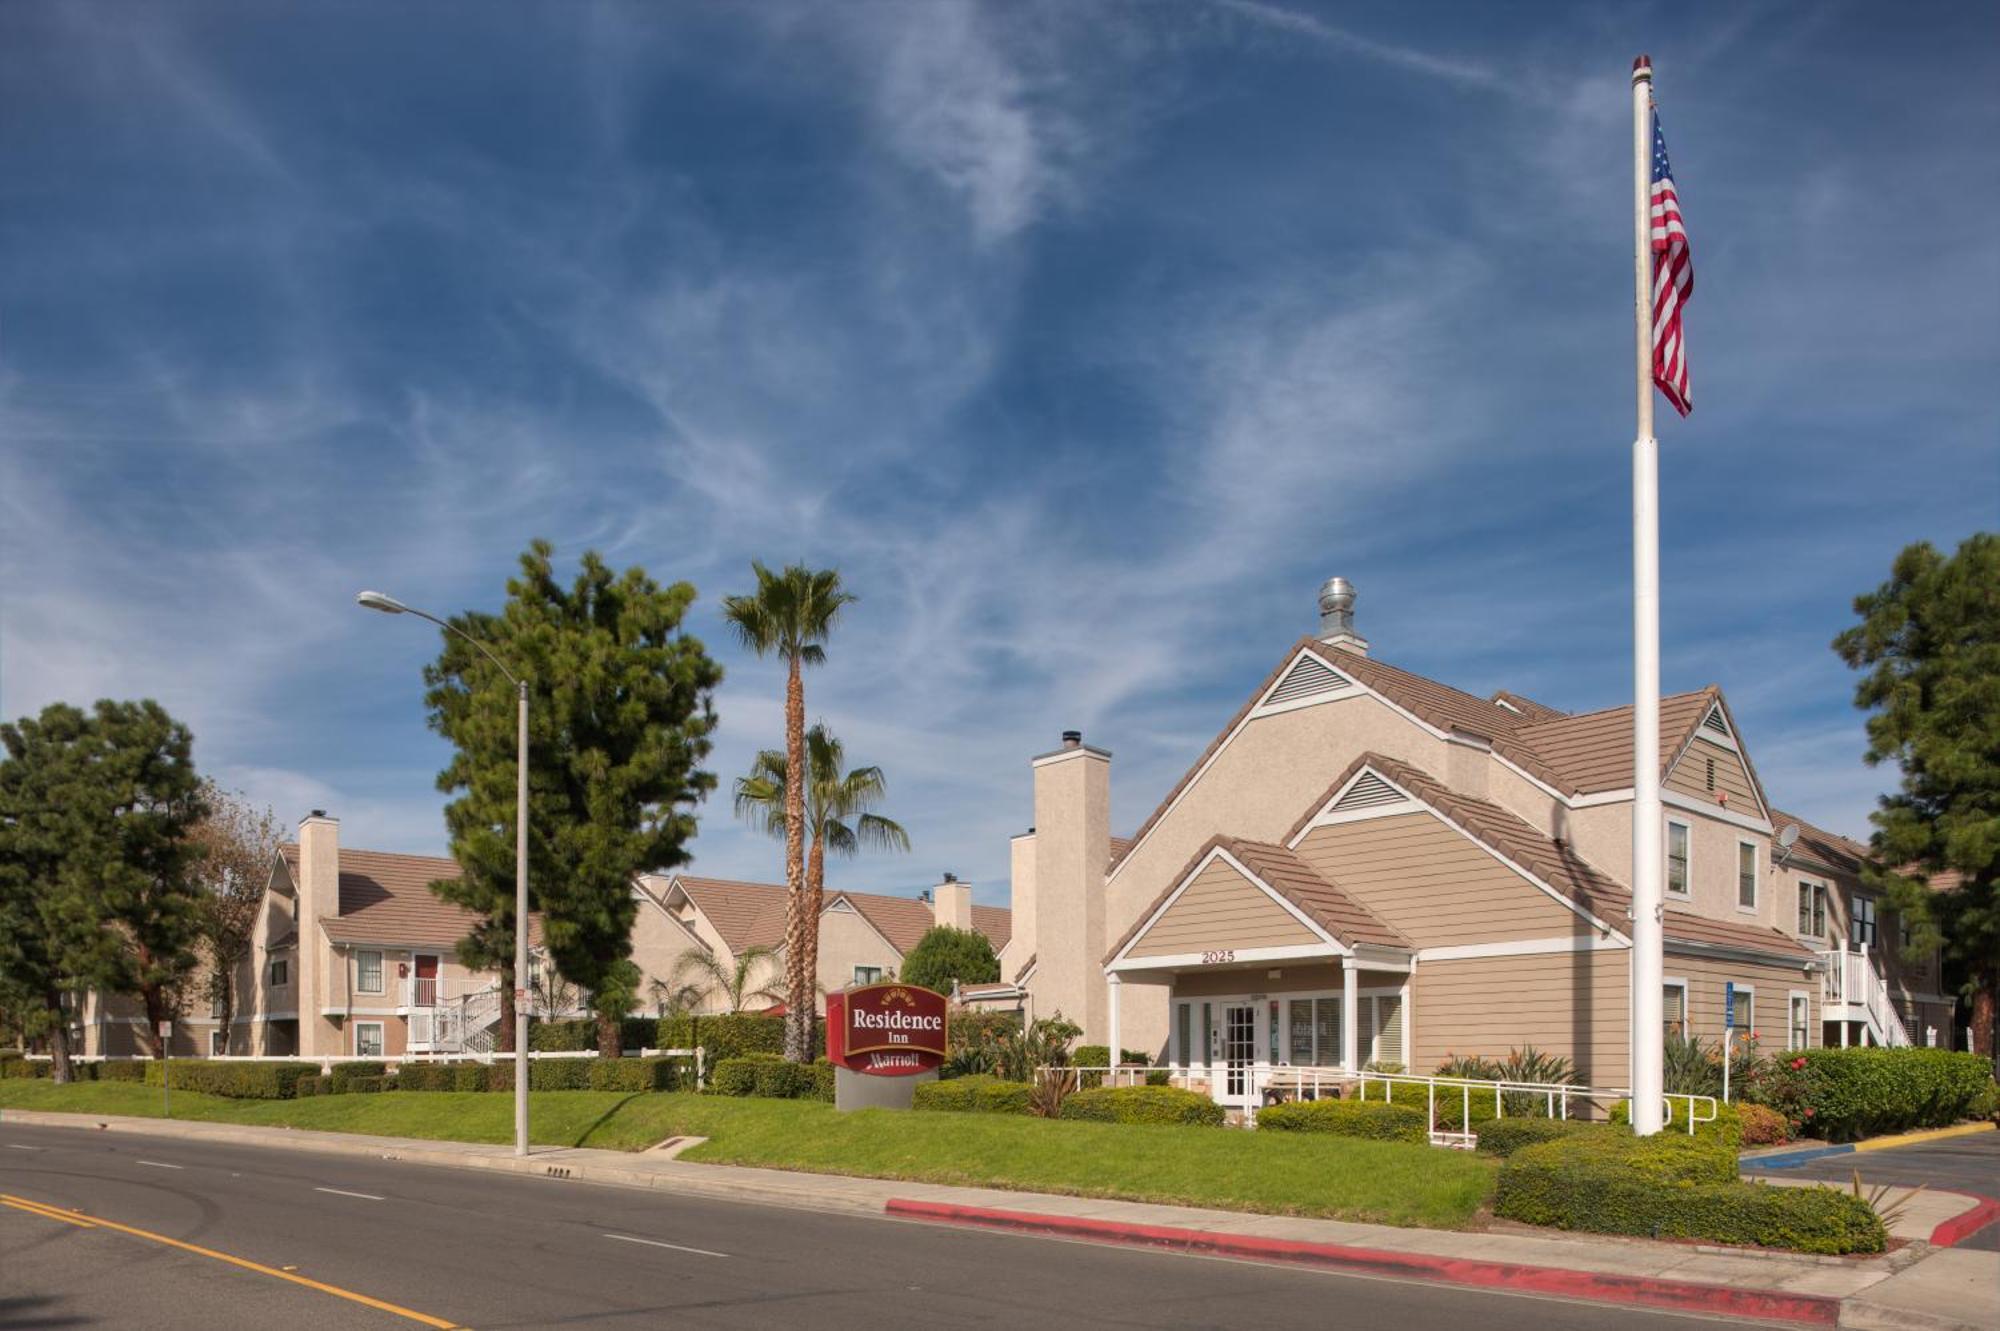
[1342,962,1360,1075]
[1628,53,1666,1137]
[1106,974,1121,1079]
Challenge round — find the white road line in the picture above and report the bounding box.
[605,1233,728,1259]
[313,1187,385,1202]
[5,1144,43,1151]
[135,1160,183,1170]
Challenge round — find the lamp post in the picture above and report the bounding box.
[357,590,532,1157]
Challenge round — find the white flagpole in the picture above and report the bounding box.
[1629,53,1665,1137]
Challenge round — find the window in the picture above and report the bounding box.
[1728,984,1754,1035]
[1666,821,1691,896]
[1853,895,1878,948]
[1663,981,1688,1039]
[1176,1002,1192,1067]
[1284,996,1343,1067]
[209,991,225,1019]
[852,966,882,985]
[1789,993,1810,1050]
[355,950,383,995]
[1797,882,1827,937]
[1737,841,1759,911]
[268,958,289,987]
[355,1022,384,1058]
[1372,994,1404,1068]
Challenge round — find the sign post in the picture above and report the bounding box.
[825,982,948,1112]
[159,1020,172,1118]
[1722,983,1735,1104]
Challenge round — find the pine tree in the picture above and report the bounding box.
[0,701,207,1078]
[426,541,722,1057]
[1834,532,2000,1057]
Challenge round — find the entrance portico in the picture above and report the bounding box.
[1103,835,1413,1111]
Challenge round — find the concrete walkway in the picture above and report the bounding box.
[3,1106,1993,1330]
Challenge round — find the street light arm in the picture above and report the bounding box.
[397,605,523,688]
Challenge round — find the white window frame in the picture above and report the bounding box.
[1663,977,1689,1040]
[1788,990,1811,1051]
[268,957,289,987]
[1797,880,1827,939]
[1280,993,1345,1069]
[852,965,882,985]
[209,1029,227,1057]
[355,950,384,995]
[1852,894,1878,948]
[1736,839,1760,914]
[1726,982,1755,1039]
[354,1021,385,1059]
[1665,819,1692,898]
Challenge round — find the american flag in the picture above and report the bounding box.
[1650,112,1693,416]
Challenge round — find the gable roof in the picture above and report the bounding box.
[1504,689,1717,796]
[1290,754,1814,962]
[277,843,545,950]
[1491,690,1568,721]
[1106,833,1409,965]
[666,874,1012,958]
[1770,809,1869,877]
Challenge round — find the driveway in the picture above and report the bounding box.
[1745,1132,2000,1251]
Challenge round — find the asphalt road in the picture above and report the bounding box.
[1745,1133,2000,1252]
[0,1121,1744,1330]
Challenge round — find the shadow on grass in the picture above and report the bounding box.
[565,1092,644,1148]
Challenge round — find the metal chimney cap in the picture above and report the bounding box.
[1317,576,1355,616]
[1060,729,1082,748]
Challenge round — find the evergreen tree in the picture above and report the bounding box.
[900,925,1000,994]
[1834,532,2000,1056]
[0,701,207,1078]
[426,540,722,1057]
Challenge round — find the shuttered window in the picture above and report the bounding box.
[1373,994,1404,1069]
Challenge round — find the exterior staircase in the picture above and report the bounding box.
[1820,944,1914,1048]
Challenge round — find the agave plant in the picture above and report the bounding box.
[1498,1045,1576,1116]
[1436,1053,1503,1081]
[1850,1169,1924,1230]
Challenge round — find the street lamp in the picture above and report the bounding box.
[357,590,532,1157]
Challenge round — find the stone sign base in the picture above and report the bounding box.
[834,1064,938,1112]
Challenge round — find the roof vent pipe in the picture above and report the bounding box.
[1061,730,1082,749]
[1316,577,1370,656]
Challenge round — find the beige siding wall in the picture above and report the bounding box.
[1413,949,1630,1086]
[1291,812,1585,947]
[1127,858,1318,958]
[1666,738,1758,813]
[1666,950,1819,1051]
[815,906,902,1004]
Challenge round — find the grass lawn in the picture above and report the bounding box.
[0,1080,1496,1229]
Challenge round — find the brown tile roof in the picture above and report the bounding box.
[1504,689,1716,796]
[1769,809,1869,876]
[1105,833,1409,965]
[278,843,545,951]
[671,875,1012,958]
[1309,754,1815,962]
[1492,690,1569,721]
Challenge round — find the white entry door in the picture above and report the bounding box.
[1216,1003,1257,1106]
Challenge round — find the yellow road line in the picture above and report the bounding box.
[0,1192,461,1328]
[1852,1121,1997,1153]
[3,1196,97,1228]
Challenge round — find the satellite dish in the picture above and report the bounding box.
[1776,824,1800,863]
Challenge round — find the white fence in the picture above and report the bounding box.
[22,1047,705,1081]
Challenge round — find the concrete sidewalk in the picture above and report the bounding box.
[3,1106,1993,1330]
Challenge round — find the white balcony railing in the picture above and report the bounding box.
[1818,943,1913,1048]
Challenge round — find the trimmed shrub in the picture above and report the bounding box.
[811,1059,836,1104]
[752,1059,817,1100]
[326,1061,387,1094]
[1496,1133,1884,1254]
[948,1010,1022,1051]
[529,1017,657,1054]
[589,1056,682,1093]
[1384,1081,1502,1131]
[527,1057,593,1091]
[913,1074,1034,1115]
[141,1060,318,1099]
[1258,1099,1427,1143]
[1737,1102,1789,1147]
[657,1014,821,1067]
[295,1074,328,1097]
[0,1054,46,1079]
[394,1063,452,1092]
[1073,1045,1153,1089]
[1145,1069,1170,1087]
[97,1061,146,1083]
[709,1053,786,1097]
[1060,1085,1224,1127]
[1612,1098,1743,1155]
[1762,1048,1993,1142]
[1475,1117,1611,1157]
[346,1074,386,1094]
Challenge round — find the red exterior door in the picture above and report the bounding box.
[413,954,439,1007]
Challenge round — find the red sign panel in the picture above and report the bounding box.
[826,983,948,1077]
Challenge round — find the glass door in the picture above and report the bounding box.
[1220,1003,1256,1103]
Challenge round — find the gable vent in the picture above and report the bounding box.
[1332,771,1404,812]
[1702,706,1730,737]
[1264,656,1351,708]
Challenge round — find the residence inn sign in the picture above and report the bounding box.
[827,982,947,1078]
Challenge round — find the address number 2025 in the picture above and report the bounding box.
[1200,949,1236,965]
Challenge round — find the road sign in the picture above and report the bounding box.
[1723,982,1736,1029]
[157,1020,171,1039]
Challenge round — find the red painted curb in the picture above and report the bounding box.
[1930,1192,2000,1248]
[884,1199,1841,1326]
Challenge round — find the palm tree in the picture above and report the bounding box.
[722,562,855,1060]
[668,944,784,1014]
[735,723,912,1008]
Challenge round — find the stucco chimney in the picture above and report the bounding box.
[1317,576,1370,656]
[295,811,340,1057]
[932,873,973,931]
[1032,731,1110,1038]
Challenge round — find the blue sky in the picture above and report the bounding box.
[3,1,1993,907]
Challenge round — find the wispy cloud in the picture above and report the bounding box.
[1212,0,1506,92]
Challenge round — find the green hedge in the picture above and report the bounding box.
[326,1061,387,1094]
[1073,1045,1153,1089]
[526,1058,594,1091]
[140,1060,319,1100]
[1474,1118,1610,1157]
[913,1075,1034,1114]
[348,1074,387,1094]
[295,1074,329,1097]
[1765,1048,1994,1142]
[1611,1099,1743,1154]
[590,1056,684,1093]
[528,1017,659,1054]
[656,1014,823,1066]
[395,1062,526,1093]
[949,1011,1022,1049]
[1059,1085,1224,1126]
[1257,1100,1428,1143]
[703,1053,831,1100]
[1496,1133,1884,1254]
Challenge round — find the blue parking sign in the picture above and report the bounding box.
[1723,982,1736,1029]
